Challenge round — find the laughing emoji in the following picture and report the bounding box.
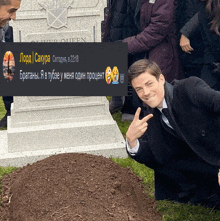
[105,66,112,84]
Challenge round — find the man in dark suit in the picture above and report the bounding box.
[0,0,21,128]
[126,59,220,208]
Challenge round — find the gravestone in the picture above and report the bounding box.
[0,0,126,167]
[12,0,105,43]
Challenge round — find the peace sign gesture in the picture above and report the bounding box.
[126,107,153,148]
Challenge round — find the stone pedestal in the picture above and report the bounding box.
[0,96,126,167]
[0,0,126,167]
[8,96,125,153]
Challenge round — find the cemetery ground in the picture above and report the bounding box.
[0,97,220,220]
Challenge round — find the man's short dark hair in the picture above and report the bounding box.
[128,59,163,84]
[0,0,20,6]
[0,0,11,5]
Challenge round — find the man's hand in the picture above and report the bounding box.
[126,107,153,148]
[180,34,194,54]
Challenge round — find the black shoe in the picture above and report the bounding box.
[0,113,9,128]
[109,96,124,114]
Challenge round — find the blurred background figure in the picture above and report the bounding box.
[179,0,220,90]
[0,25,14,128]
[176,0,206,78]
[103,0,183,121]
[0,0,22,128]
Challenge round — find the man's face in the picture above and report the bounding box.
[0,0,21,28]
[131,71,165,108]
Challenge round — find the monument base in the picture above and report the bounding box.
[0,96,127,167]
[0,129,126,167]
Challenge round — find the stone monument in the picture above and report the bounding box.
[0,0,126,167]
[12,0,105,43]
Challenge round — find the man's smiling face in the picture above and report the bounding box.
[0,0,21,28]
[131,71,165,108]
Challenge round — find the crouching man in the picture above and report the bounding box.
[126,59,220,208]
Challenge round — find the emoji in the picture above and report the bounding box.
[112,66,119,84]
[105,66,112,84]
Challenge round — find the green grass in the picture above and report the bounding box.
[0,167,16,180]
[0,98,6,119]
[111,156,220,220]
[0,97,6,130]
[0,97,220,220]
[111,157,155,198]
[112,111,130,138]
[157,200,220,220]
[0,166,17,206]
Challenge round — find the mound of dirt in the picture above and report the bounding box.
[0,153,161,221]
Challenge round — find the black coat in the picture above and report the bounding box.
[2,25,13,110]
[128,76,220,205]
[176,0,205,77]
[199,9,220,90]
[5,26,13,43]
[103,0,139,42]
[180,4,220,90]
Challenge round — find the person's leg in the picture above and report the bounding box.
[154,167,197,203]
[109,96,124,114]
[165,158,220,207]
[0,96,13,128]
[121,84,142,121]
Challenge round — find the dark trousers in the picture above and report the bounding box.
[155,156,220,208]
[2,96,13,114]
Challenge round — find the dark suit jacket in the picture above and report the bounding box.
[130,76,220,167]
[128,76,220,204]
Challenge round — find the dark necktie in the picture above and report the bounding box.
[162,108,185,140]
[162,108,176,129]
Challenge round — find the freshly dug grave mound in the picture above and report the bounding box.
[0,153,161,221]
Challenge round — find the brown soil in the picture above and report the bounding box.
[0,153,162,221]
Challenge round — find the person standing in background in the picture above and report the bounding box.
[104,0,183,121]
[179,0,220,90]
[0,0,22,128]
[176,0,205,78]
